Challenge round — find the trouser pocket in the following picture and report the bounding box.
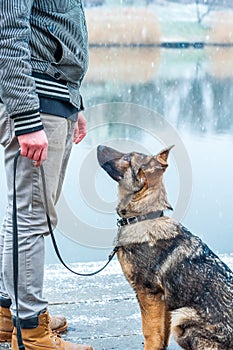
[0,105,13,148]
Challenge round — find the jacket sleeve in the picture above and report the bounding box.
[0,0,43,136]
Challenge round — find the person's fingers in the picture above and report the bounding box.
[73,125,79,142]
[74,133,86,144]
[18,130,48,166]
[73,113,87,144]
[78,114,87,133]
[19,142,29,157]
[33,147,48,167]
[20,146,45,164]
[32,149,43,162]
[26,147,37,160]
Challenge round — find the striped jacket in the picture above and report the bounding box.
[0,0,89,136]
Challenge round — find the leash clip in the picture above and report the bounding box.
[117,219,122,227]
[108,247,119,260]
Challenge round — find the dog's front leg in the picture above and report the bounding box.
[137,289,170,350]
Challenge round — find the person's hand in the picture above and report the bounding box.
[17,129,48,167]
[73,112,87,144]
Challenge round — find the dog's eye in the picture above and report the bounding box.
[123,154,131,162]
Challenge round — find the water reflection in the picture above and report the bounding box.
[83,47,233,134]
[86,47,161,83]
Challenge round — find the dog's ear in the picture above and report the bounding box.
[156,145,174,167]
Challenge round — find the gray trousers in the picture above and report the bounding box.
[0,104,75,319]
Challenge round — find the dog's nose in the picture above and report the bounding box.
[97,145,124,166]
[97,145,108,166]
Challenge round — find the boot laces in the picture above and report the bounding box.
[49,331,62,344]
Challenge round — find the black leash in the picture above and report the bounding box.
[12,149,25,350]
[39,165,118,276]
[12,150,118,349]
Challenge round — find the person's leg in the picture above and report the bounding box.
[0,105,14,342]
[0,110,68,331]
[0,104,12,303]
[0,108,72,327]
[2,113,72,319]
[0,110,92,348]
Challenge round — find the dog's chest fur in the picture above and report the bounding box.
[115,216,181,246]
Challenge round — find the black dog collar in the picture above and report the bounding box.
[117,210,164,227]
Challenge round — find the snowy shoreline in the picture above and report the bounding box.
[43,253,232,350]
[45,253,233,275]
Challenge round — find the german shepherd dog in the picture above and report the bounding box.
[97,145,233,350]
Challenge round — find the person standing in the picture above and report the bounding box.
[0,0,92,349]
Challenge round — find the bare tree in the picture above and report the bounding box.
[195,0,219,24]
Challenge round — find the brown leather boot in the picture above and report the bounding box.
[0,306,13,342]
[0,306,68,342]
[11,310,93,350]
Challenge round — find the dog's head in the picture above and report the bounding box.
[97,145,173,216]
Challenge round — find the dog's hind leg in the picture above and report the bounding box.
[136,289,170,350]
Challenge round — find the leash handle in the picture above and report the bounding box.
[13,149,25,350]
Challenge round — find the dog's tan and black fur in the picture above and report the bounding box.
[97,145,233,350]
